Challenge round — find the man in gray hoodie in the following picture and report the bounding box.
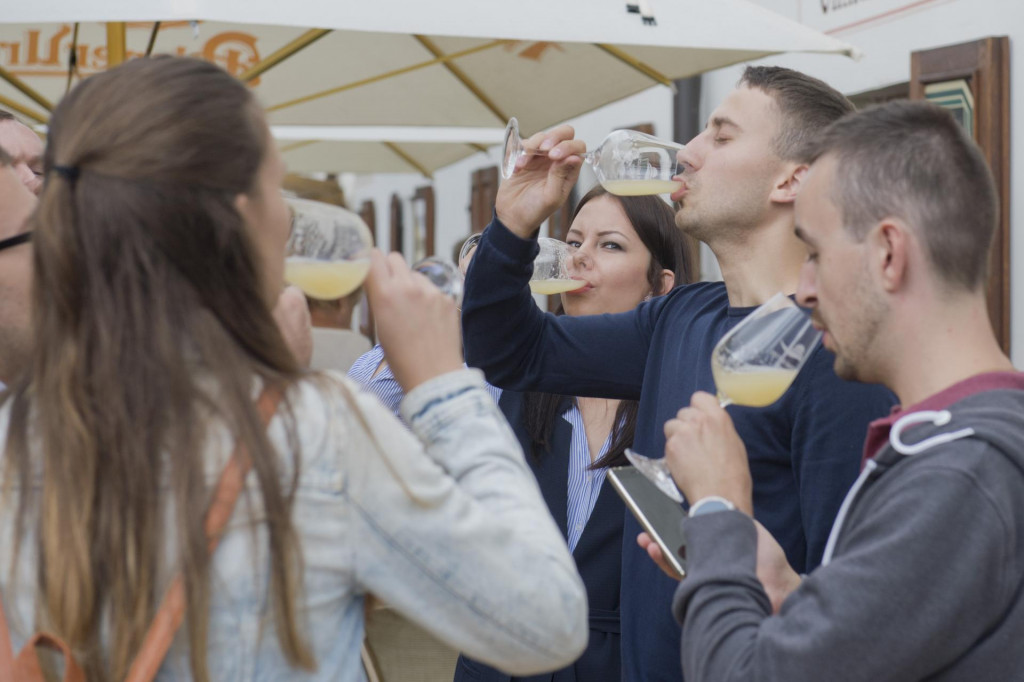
[651,100,1024,681]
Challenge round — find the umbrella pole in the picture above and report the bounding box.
[106,22,127,67]
[0,65,53,113]
[0,94,47,124]
[145,22,162,57]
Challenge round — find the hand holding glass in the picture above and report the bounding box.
[626,293,823,502]
[283,197,373,300]
[503,117,684,196]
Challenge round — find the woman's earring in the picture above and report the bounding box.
[643,292,652,302]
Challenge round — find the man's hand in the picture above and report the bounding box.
[663,391,753,514]
[638,521,802,613]
[637,532,683,580]
[753,519,802,613]
[273,285,313,367]
[365,249,463,392]
[494,125,586,238]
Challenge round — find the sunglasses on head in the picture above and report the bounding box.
[0,232,31,253]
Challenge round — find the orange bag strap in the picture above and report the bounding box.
[0,385,284,682]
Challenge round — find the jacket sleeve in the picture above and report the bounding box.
[672,450,1017,682]
[340,369,588,674]
[461,216,661,401]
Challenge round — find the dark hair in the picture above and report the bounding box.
[0,109,15,122]
[805,99,996,292]
[739,66,855,162]
[522,186,695,469]
[4,56,312,680]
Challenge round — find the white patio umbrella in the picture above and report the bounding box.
[0,0,859,175]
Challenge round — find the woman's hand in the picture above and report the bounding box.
[494,125,586,239]
[365,249,463,392]
[272,284,313,367]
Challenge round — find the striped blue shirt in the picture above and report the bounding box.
[347,345,405,420]
[490,387,610,553]
[349,354,609,553]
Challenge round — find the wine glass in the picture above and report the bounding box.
[283,197,373,300]
[502,117,684,196]
[626,293,823,502]
[413,256,464,306]
[461,233,585,296]
[458,233,482,275]
[529,237,586,295]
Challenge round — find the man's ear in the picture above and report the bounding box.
[769,164,808,205]
[871,219,911,293]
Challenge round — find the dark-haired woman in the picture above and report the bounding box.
[455,186,695,682]
[0,56,587,682]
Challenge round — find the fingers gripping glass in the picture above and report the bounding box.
[0,232,31,253]
[626,293,823,502]
[503,117,685,196]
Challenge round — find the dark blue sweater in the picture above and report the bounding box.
[461,218,896,682]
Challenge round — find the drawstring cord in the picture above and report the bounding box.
[821,410,975,566]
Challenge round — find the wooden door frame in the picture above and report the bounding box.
[911,36,1011,353]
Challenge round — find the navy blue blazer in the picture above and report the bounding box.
[453,391,624,682]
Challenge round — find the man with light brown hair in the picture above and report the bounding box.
[0,146,37,386]
[664,100,1024,682]
[0,110,43,195]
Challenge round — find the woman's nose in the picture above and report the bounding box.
[572,248,590,266]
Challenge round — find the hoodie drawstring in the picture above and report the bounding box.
[821,410,975,566]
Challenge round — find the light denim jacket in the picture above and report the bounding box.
[0,369,588,680]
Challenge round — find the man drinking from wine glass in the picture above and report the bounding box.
[658,99,1024,682]
[460,66,895,681]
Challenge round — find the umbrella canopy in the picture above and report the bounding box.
[0,1,859,174]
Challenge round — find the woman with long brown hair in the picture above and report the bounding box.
[0,56,586,681]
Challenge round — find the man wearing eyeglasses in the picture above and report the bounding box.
[0,110,43,196]
[0,147,36,388]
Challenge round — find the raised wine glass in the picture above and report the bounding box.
[459,233,585,296]
[283,197,373,300]
[503,117,684,196]
[413,256,464,306]
[529,237,586,295]
[625,293,823,502]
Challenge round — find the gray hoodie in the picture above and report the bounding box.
[672,387,1024,682]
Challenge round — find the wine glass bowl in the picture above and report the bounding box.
[529,238,586,295]
[711,293,821,407]
[458,233,482,274]
[284,197,373,300]
[413,256,464,307]
[502,117,685,197]
[626,293,822,502]
[587,128,684,197]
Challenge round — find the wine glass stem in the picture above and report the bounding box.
[522,149,594,164]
